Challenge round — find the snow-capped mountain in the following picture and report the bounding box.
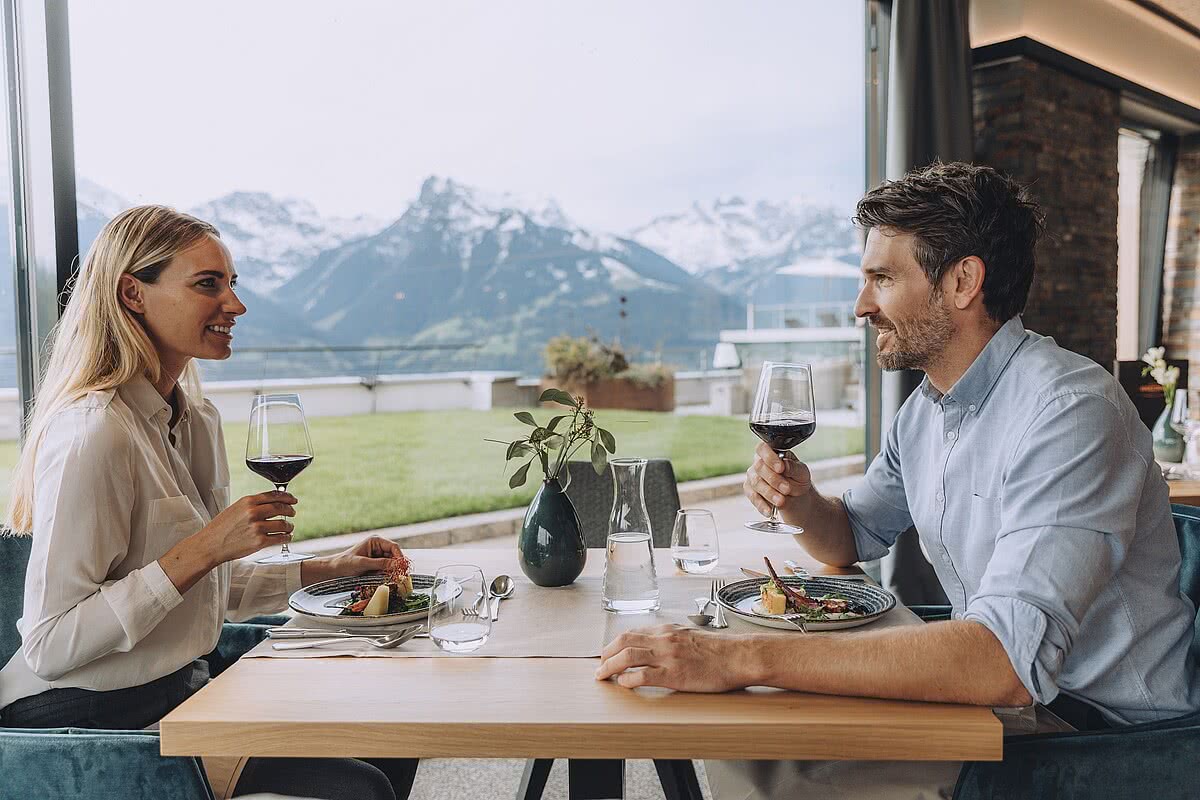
[629,196,859,293]
[190,192,388,293]
[276,175,741,374]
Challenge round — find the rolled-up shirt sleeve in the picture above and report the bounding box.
[843,412,913,562]
[963,391,1143,704]
[20,410,184,681]
[226,560,303,621]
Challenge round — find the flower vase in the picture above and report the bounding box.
[517,477,586,587]
[1153,404,1185,463]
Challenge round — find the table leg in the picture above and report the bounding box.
[517,759,554,800]
[568,758,625,800]
[653,760,705,800]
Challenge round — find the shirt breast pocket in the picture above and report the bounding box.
[149,495,202,526]
[209,485,231,517]
[969,488,1002,532]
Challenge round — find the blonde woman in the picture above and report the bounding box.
[0,206,417,800]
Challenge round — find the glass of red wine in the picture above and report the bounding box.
[246,393,315,564]
[745,361,815,534]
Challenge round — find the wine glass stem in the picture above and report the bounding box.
[767,450,788,521]
[275,484,290,556]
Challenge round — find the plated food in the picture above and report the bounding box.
[288,553,461,629]
[717,560,896,632]
[341,554,429,617]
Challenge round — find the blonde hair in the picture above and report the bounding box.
[6,205,220,533]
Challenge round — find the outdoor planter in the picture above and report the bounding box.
[540,377,674,412]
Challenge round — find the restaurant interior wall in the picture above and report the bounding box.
[1160,135,1200,363]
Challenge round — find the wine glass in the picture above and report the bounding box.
[246,393,315,564]
[428,565,491,653]
[745,362,815,534]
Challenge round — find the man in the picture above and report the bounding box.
[595,162,1200,798]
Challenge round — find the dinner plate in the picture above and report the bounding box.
[716,576,895,631]
[288,573,460,628]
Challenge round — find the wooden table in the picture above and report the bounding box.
[1169,480,1200,505]
[161,545,1001,788]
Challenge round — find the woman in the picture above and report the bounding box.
[0,206,417,800]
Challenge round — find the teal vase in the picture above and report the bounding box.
[1153,404,1184,463]
[518,477,586,587]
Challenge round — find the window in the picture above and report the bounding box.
[67,2,867,536]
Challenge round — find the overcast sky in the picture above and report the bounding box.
[69,1,864,232]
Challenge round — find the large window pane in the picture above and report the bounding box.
[69,1,866,539]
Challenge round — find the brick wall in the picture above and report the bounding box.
[972,57,1120,368]
[1161,135,1200,363]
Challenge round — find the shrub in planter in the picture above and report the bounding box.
[541,336,675,411]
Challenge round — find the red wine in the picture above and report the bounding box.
[246,455,313,486]
[749,417,816,451]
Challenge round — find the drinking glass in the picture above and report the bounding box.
[746,362,815,534]
[1171,388,1200,479]
[671,508,720,574]
[428,565,491,653]
[246,393,315,564]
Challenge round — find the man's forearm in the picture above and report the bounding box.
[784,489,859,567]
[742,619,1033,708]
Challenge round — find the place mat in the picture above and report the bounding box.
[244,570,916,659]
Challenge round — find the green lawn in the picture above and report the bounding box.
[0,410,862,541]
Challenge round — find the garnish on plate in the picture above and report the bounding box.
[341,552,430,616]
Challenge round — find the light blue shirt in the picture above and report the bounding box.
[844,316,1198,725]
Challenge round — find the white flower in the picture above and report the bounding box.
[1144,347,1166,366]
[1164,366,1180,387]
[1152,366,1167,384]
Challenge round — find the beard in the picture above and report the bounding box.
[871,291,954,372]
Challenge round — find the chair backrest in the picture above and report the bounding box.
[1170,505,1200,663]
[564,459,682,548]
[1,534,32,668]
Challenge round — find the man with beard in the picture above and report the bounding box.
[595,162,1200,799]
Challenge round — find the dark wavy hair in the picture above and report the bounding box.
[853,162,1045,323]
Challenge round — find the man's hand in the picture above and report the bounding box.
[744,443,812,523]
[301,536,404,585]
[594,624,761,692]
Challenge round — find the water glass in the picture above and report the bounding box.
[602,531,660,613]
[671,508,720,574]
[428,565,491,653]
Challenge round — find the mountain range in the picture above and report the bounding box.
[0,177,859,383]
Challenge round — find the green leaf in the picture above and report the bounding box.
[506,441,534,460]
[509,460,533,489]
[539,388,578,408]
[529,427,549,443]
[544,434,565,451]
[591,440,607,475]
[546,415,569,433]
[514,411,537,426]
[597,427,616,454]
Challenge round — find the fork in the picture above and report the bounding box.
[710,579,729,629]
[462,592,486,619]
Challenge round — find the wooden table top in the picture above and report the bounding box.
[1169,480,1200,505]
[160,545,1002,762]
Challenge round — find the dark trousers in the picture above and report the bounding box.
[0,660,417,800]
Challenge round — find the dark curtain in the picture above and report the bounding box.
[1139,133,1179,354]
[877,0,973,605]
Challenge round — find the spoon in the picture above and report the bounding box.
[687,597,714,627]
[489,574,515,621]
[271,626,422,651]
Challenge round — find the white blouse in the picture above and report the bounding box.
[0,377,300,709]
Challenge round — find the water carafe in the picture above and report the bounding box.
[601,458,660,613]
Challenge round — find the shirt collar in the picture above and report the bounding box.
[919,315,1028,411]
[118,375,191,425]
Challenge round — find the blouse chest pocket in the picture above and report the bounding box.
[149,494,202,526]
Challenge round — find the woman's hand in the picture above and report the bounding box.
[160,491,297,594]
[193,491,298,566]
[301,536,405,586]
[743,442,812,522]
[594,624,762,692]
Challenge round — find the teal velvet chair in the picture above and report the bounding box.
[0,532,282,799]
[913,504,1200,800]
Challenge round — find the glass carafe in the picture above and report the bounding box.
[601,458,660,613]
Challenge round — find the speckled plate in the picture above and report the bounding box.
[717,576,895,631]
[288,573,460,628]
